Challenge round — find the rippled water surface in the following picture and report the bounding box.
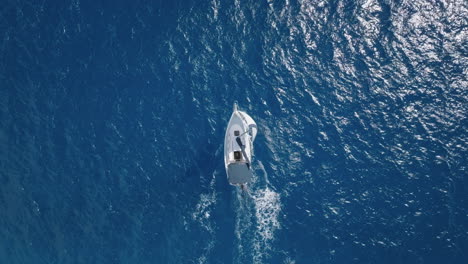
[1,0,467,263]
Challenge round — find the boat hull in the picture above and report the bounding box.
[224,104,257,186]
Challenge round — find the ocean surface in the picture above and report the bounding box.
[1,0,467,263]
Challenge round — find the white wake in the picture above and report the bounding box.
[234,160,282,264]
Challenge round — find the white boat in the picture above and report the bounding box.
[224,102,257,186]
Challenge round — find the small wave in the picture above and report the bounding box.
[192,171,218,264]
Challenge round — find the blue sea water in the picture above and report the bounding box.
[1,0,467,263]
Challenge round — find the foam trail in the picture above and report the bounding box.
[252,161,281,263]
[192,171,218,264]
[252,187,281,263]
[233,160,282,264]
